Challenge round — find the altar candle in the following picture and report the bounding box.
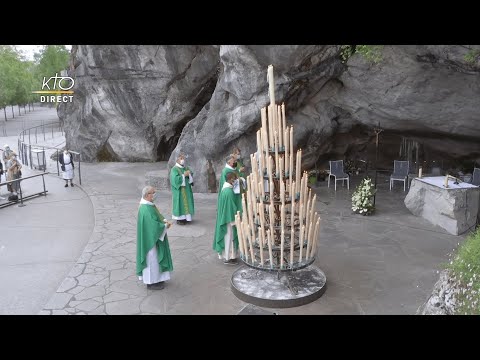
[282,103,286,142]
[419,167,422,178]
[281,204,285,232]
[444,174,449,188]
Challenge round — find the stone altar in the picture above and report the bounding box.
[404,176,479,235]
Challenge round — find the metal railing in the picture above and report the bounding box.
[0,172,49,209]
[17,121,82,185]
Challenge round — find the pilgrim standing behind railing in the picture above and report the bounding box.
[58,149,75,187]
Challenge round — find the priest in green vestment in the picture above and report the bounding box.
[214,171,240,265]
[170,154,195,225]
[219,154,244,212]
[137,186,174,290]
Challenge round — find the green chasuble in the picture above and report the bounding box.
[213,185,239,253]
[170,165,195,217]
[136,204,173,276]
[219,166,243,212]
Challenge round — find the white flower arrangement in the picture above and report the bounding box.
[351,177,376,215]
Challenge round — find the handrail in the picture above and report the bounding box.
[16,120,82,185]
[0,172,49,209]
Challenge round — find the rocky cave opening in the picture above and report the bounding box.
[313,126,480,179]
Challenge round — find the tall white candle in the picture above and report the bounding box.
[261,107,268,151]
[284,129,288,173]
[281,204,285,233]
[274,132,279,175]
[306,213,314,260]
[279,155,284,179]
[240,216,248,261]
[259,224,265,266]
[280,180,285,205]
[268,106,274,149]
[290,126,294,158]
[268,156,273,188]
[268,65,275,107]
[289,153,293,191]
[312,217,320,258]
[296,150,301,194]
[278,106,283,148]
[280,229,285,268]
[266,229,273,269]
[234,212,244,255]
[282,103,286,143]
[299,224,305,262]
[290,227,295,268]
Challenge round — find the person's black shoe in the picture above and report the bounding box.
[64,184,68,187]
[70,183,74,187]
[147,282,165,290]
[223,259,238,265]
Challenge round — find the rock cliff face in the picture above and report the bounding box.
[59,45,219,162]
[59,45,480,192]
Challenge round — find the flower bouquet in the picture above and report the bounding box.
[351,177,376,215]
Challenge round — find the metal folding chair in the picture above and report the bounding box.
[328,160,350,191]
[390,160,409,191]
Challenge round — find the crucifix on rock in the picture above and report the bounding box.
[372,123,383,206]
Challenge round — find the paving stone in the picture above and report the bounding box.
[52,310,69,315]
[74,286,106,301]
[76,299,101,312]
[110,269,132,281]
[76,274,106,287]
[104,292,130,303]
[44,293,73,310]
[105,297,143,315]
[57,277,77,293]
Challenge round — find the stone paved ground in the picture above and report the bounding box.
[40,163,462,315]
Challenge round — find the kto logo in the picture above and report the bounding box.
[32,73,74,103]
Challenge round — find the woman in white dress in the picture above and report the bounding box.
[59,149,75,187]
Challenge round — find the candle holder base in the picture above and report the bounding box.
[230,265,327,308]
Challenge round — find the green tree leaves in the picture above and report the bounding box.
[340,45,384,64]
[0,45,70,118]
